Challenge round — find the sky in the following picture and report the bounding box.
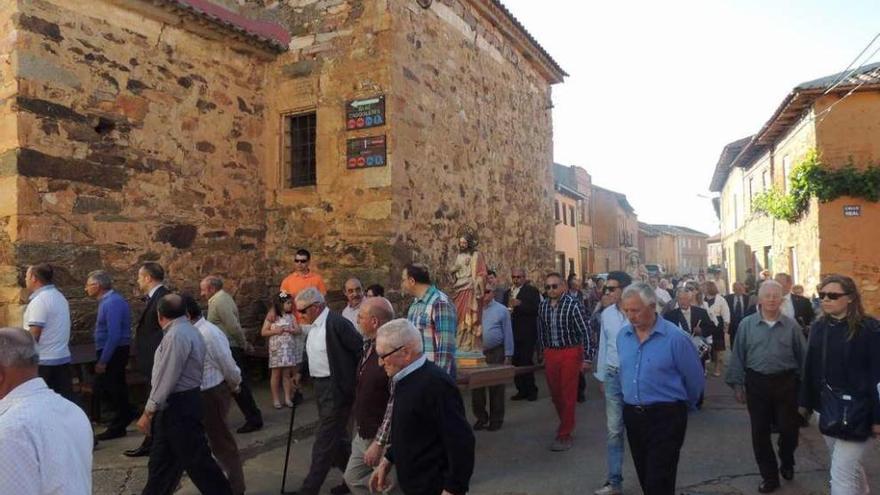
[501,0,880,235]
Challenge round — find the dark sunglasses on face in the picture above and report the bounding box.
[296,303,314,314]
[818,291,849,301]
[603,285,620,293]
[544,284,559,290]
[378,345,405,360]
[294,259,309,263]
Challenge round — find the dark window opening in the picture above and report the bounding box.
[284,112,317,188]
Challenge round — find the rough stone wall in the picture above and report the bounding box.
[0,0,20,325]
[256,0,397,303]
[815,92,880,312]
[7,0,270,342]
[387,0,556,288]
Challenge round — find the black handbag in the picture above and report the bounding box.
[817,323,872,440]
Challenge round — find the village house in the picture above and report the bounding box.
[552,163,592,278]
[637,223,709,276]
[0,0,566,341]
[709,62,880,309]
[591,185,638,274]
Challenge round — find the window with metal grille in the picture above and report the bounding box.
[283,111,317,187]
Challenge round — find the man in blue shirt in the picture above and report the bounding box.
[86,270,134,440]
[471,284,514,431]
[617,282,704,495]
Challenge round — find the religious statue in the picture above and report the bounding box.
[449,231,488,353]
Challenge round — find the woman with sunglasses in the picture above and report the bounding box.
[799,274,880,495]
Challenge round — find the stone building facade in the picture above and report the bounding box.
[638,223,708,276]
[0,0,565,342]
[710,63,880,310]
[591,185,638,274]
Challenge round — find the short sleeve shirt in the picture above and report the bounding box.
[23,285,71,365]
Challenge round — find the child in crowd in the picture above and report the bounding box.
[261,291,304,409]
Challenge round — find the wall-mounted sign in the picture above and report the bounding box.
[346,96,385,130]
[844,205,861,217]
[347,135,386,169]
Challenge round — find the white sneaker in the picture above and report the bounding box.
[594,484,622,495]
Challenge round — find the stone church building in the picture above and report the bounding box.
[0,0,565,340]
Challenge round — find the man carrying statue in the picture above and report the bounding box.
[449,232,488,353]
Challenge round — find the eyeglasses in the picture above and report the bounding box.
[544,284,559,290]
[296,303,315,314]
[294,259,309,264]
[603,285,620,293]
[818,292,850,301]
[511,275,523,279]
[377,345,404,360]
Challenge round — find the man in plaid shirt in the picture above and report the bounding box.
[539,272,593,452]
[369,263,458,455]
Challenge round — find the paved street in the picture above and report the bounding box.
[93,368,880,495]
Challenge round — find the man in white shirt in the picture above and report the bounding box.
[593,271,632,495]
[652,279,672,313]
[342,278,365,332]
[22,263,75,403]
[185,295,246,495]
[0,327,92,495]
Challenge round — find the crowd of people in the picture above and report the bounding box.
[0,251,877,495]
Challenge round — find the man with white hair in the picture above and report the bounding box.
[0,327,92,494]
[370,319,474,495]
[726,280,807,494]
[616,283,704,495]
[295,287,363,495]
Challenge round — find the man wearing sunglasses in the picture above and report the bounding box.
[280,248,328,299]
[537,272,592,452]
[294,287,363,495]
[593,271,632,495]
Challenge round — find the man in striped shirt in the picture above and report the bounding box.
[538,272,593,452]
[184,295,245,495]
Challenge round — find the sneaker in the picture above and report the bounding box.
[594,483,622,495]
[549,437,572,451]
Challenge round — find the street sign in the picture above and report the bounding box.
[346,95,385,130]
[346,135,386,169]
[843,205,861,217]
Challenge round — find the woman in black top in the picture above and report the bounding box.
[799,274,880,495]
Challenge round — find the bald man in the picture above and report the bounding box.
[342,278,365,332]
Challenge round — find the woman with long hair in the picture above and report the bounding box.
[799,274,880,495]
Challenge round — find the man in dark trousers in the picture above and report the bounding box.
[724,282,756,350]
[294,287,363,495]
[126,262,170,458]
[136,294,232,495]
[726,281,806,494]
[370,319,475,495]
[502,267,540,401]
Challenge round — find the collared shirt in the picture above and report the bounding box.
[147,284,164,300]
[94,290,132,364]
[705,296,730,326]
[537,293,592,360]
[305,307,331,378]
[280,270,327,297]
[23,284,71,365]
[0,378,92,494]
[375,354,429,447]
[393,354,428,384]
[617,316,705,408]
[353,338,392,439]
[407,285,457,376]
[594,304,628,382]
[146,317,206,413]
[194,318,241,391]
[342,304,361,332]
[481,300,514,356]
[725,312,806,387]
[207,290,246,349]
[781,294,796,320]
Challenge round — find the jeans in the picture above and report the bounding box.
[604,367,625,488]
[823,434,871,495]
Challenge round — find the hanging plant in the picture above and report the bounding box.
[752,149,880,223]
